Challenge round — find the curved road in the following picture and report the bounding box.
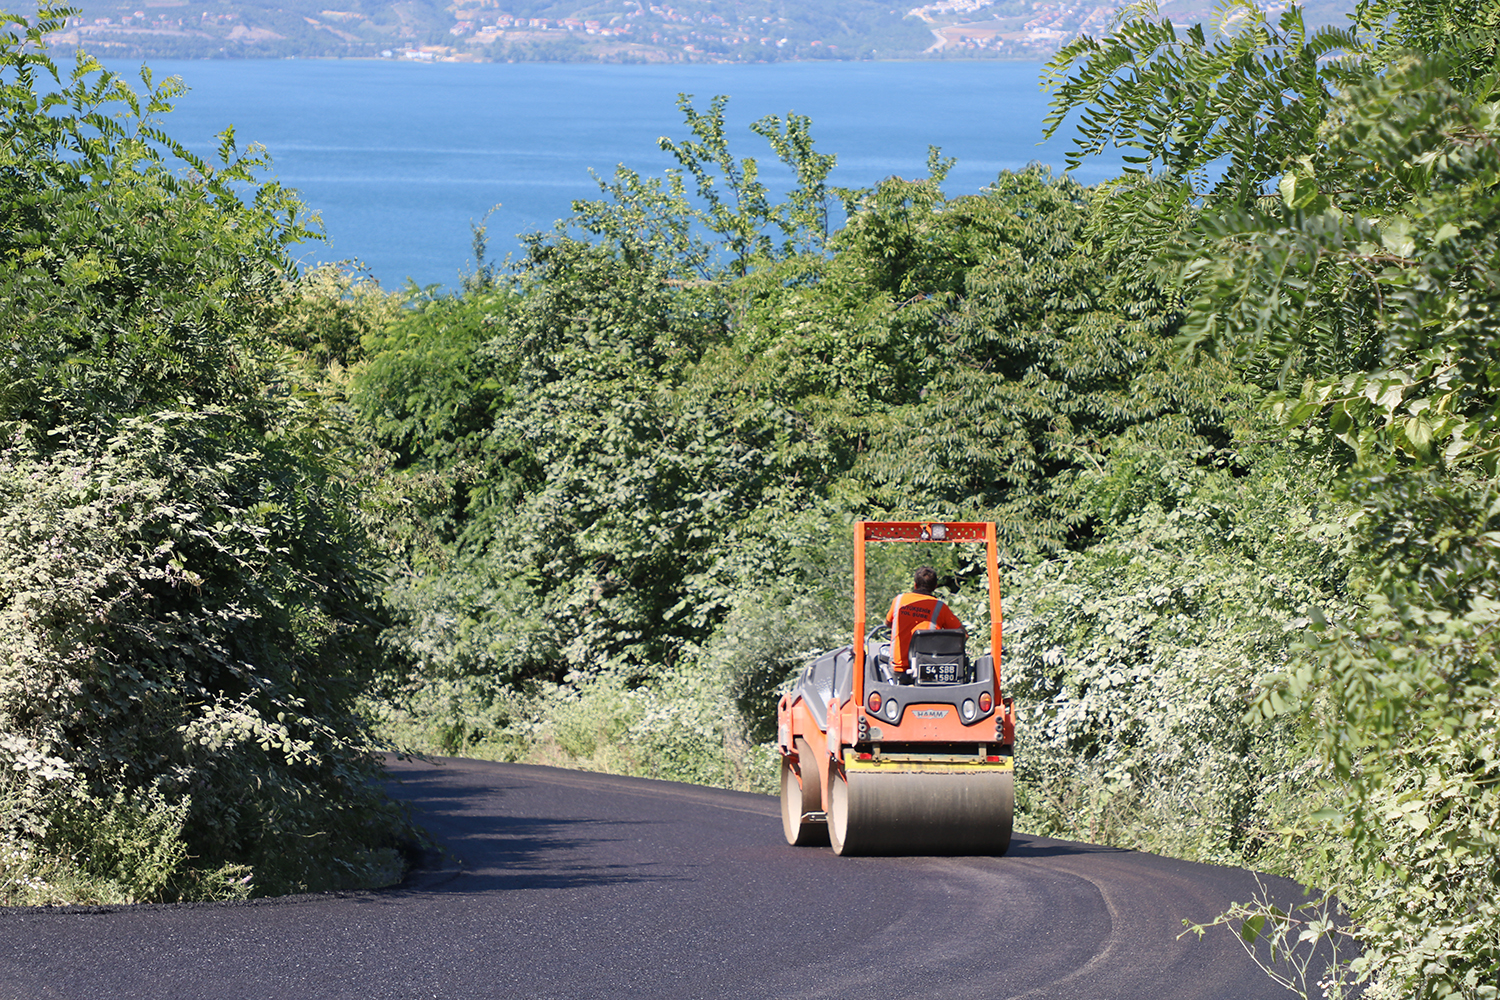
[1,757,1312,999]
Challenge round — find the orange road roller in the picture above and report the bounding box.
[777,521,1016,855]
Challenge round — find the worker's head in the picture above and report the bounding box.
[912,566,938,595]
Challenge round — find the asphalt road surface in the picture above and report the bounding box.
[0,756,1319,999]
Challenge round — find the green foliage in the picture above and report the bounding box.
[1048,0,1500,993]
[1353,0,1500,91]
[1264,601,1500,995]
[368,153,1188,708]
[0,4,409,902]
[360,96,1277,825]
[1044,0,1360,203]
[0,788,254,905]
[353,286,520,472]
[0,22,314,432]
[1007,439,1355,864]
[569,94,839,280]
[837,166,1238,549]
[41,790,253,904]
[1041,0,1362,273]
[0,411,405,899]
[270,264,405,370]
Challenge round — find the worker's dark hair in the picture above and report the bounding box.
[912,566,938,595]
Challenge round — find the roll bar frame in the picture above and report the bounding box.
[852,521,1002,706]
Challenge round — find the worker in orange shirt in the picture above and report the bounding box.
[886,566,964,680]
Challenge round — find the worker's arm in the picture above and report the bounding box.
[938,604,964,631]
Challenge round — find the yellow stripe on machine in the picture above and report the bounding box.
[843,752,1014,774]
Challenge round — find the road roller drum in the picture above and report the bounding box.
[830,759,1013,855]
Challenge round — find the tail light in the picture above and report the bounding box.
[868,691,882,714]
[979,692,993,713]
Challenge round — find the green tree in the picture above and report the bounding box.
[0,15,314,430]
[569,94,840,280]
[831,165,1243,551]
[1006,436,1354,865]
[1041,0,1360,271]
[0,4,408,902]
[1047,1,1500,993]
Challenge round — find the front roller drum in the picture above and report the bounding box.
[829,767,1013,856]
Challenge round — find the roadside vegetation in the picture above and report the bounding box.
[0,3,412,903]
[1,0,1495,995]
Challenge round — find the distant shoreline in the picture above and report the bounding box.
[44,0,1360,74]
[53,46,1049,67]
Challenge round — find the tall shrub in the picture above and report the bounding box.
[0,4,406,901]
[1047,0,1500,992]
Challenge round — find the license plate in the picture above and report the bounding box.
[919,662,961,684]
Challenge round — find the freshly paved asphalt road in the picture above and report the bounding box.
[0,756,1318,999]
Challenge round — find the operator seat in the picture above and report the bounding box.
[907,628,969,684]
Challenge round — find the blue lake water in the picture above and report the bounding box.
[105,58,1127,290]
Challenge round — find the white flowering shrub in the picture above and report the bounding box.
[1005,444,1356,867]
[0,415,405,900]
[0,6,409,902]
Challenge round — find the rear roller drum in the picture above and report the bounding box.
[780,737,829,847]
[830,767,1012,857]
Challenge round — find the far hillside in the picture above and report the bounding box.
[41,0,1357,61]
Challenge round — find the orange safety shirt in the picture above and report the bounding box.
[885,592,964,669]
